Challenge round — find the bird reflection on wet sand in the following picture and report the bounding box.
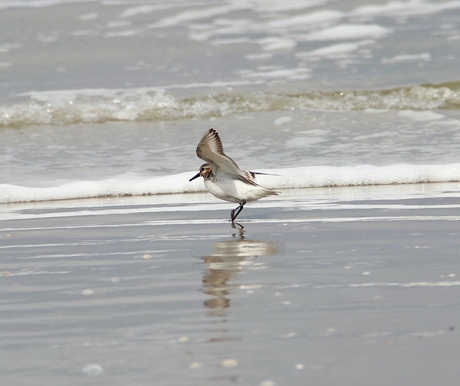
[200,237,281,316]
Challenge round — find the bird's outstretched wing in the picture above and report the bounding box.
[196,129,244,177]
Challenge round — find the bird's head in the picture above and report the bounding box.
[189,163,213,181]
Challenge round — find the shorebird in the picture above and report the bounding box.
[189,128,278,228]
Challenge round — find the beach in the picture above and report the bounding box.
[1,0,460,384]
[2,184,460,385]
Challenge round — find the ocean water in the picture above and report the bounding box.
[1,3,460,385]
[1,0,460,203]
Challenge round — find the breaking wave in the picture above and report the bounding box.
[1,163,459,204]
[1,81,460,129]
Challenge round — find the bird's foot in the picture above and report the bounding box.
[231,221,245,237]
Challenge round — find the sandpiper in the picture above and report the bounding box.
[189,128,278,228]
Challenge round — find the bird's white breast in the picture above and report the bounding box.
[204,174,272,203]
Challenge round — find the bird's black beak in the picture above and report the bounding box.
[189,172,200,182]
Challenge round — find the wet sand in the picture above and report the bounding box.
[1,183,460,386]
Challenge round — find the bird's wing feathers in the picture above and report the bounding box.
[195,129,277,190]
[196,129,244,177]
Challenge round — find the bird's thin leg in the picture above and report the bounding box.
[231,200,246,227]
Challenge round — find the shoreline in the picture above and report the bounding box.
[2,173,460,205]
[1,184,460,385]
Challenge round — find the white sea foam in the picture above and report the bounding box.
[352,0,460,18]
[0,43,22,53]
[398,110,444,121]
[3,83,459,128]
[1,164,459,204]
[148,5,246,29]
[297,40,373,59]
[273,116,292,126]
[305,24,392,41]
[382,53,431,63]
[259,37,297,51]
[0,0,97,9]
[263,10,343,30]
[118,4,177,19]
[239,67,311,80]
[249,0,329,13]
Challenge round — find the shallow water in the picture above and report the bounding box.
[1,109,460,202]
[1,0,460,203]
[2,184,460,385]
